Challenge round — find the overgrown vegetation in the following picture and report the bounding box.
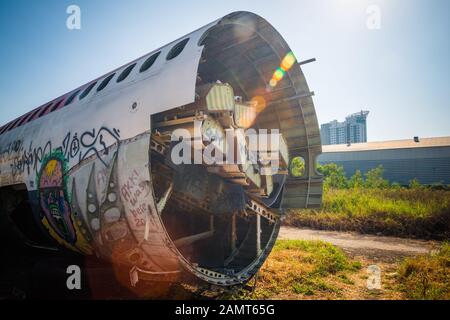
[285,163,450,240]
[398,243,450,300]
[316,163,448,191]
[226,240,362,300]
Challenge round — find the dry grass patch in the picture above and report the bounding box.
[397,243,450,300]
[226,240,363,300]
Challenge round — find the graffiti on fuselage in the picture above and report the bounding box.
[0,139,23,157]
[0,126,121,177]
[78,127,121,166]
[38,152,76,243]
[36,150,93,254]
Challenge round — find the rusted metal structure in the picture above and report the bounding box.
[0,11,322,288]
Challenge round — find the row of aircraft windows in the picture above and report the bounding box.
[0,38,190,135]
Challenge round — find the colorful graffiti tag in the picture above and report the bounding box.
[37,151,92,254]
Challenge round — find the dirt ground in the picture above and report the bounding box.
[279,226,439,261]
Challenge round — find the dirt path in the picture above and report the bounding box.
[279,226,439,261]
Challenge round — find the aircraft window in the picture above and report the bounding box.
[97,73,115,92]
[79,81,97,100]
[36,102,53,118]
[64,90,80,106]
[21,108,40,125]
[16,113,31,127]
[117,63,136,83]
[290,156,306,177]
[140,52,160,72]
[50,99,63,112]
[1,120,15,133]
[25,109,39,122]
[6,118,21,131]
[166,38,189,60]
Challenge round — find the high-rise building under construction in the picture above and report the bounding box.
[321,111,369,145]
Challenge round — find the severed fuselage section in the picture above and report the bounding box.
[150,82,288,285]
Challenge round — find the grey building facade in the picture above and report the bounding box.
[321,111,369,145]
[318,137,450,185]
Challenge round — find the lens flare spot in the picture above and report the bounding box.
[281,52,297,71]
[251,95,267,113]
[273,68,285,81]
[269,79,278,87]
[268,51,297,89]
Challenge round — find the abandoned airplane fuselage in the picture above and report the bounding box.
[0,12,322,288]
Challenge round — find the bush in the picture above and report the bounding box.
[317,163,348,189]
[364,165,389,189]
[391,182,403,190]
[318,164,390,190]
[409,178,422,189]
[348,170,364,189]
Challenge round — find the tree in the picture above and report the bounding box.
[317,163,348,189]
[409,178,421,189]
[391,182,402,190]
[348,170,364,189]
[364,165,389,189]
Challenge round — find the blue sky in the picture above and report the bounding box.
[0,0,448,141]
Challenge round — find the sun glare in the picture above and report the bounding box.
[268,51,297,89]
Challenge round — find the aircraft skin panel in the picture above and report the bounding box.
[0,20,215,190]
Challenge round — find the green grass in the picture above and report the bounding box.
[225,240,362,300]
[272,240,361,275]
[398,243,450,300]
[285,188,450,240]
